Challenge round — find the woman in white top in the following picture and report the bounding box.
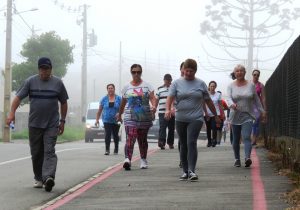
[203,81,223,147]
[227,64,266,168]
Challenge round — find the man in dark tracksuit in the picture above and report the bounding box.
[6,57,69,192]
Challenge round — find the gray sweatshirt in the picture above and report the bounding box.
[227,81,264,125]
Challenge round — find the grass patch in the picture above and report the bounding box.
[57,126,84,142]
[267,149,300,209]
[0,126,84,143]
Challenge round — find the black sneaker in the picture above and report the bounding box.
[188,171,198,182]
[104,151,110,155]
[158,142,165,150]
[234,159,241,167]
[44,177,55,192]
[179,172,188,181]
[245,158,252,167]
[207,142,212,147]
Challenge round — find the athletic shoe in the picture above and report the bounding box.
[33,180,43,188]
[113,149,118,155]
[44,177,55,192]
[245,158,252,167]
[104,151,109,155]
[188,171,198,181]
[179,172,188,181]
[158,142,165,150]
[123,158,131,170]
[168,144,174,149]
[234,159,241,167]
[140,158,148,169]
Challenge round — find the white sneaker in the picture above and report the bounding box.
[123,158,131,170]
[140,158,148,169]
[33,180,43,188]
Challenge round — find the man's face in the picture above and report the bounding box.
[39,65,52,81]
[164,79,172,87]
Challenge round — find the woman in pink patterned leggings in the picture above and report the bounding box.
[117,64,157,170]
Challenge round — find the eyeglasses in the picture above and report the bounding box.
[253,74,259,77]
[131,71,142,75]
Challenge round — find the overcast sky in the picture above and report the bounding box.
[1,0,300,108]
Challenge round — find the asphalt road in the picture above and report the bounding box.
[0,139,157,210]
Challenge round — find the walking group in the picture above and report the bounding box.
[5,57,266,192]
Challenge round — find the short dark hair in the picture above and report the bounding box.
[107,83,115,89]
[180,62,184,70]
[183,59,197,71]
[252,69,260,75]
[230,72,236,80]
[130,64,142,71]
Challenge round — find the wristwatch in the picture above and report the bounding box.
[60,119,66,123]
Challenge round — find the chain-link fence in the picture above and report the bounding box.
[265,35,300,139]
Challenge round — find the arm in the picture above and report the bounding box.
[205,98,221,124]
[58,101,68,135]
[227,84,237,110]
[117,97,127,122]
[149,91,157,113]
[261,84,267,111]
[6,96,21,125]
[95,105,103,126]
[254,90,267,123]
[203,103,209,121]
[164,95,175,120]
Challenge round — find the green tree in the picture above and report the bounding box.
[12,31,74,92]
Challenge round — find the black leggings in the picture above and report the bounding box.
[104,123,120,152]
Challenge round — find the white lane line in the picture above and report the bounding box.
[0,147,96,166]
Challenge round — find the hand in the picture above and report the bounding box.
[170,108,175,116]
[231,104,237,110]
[164,110,171,120]
[151,107,157,114]
[261,112,267,124]
[116,113,122,122]
[6,112,15,126]
[58,122,65,135]
[215,115,221,124]
[95,120,99,127]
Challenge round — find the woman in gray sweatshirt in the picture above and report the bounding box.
[227,64,266,168]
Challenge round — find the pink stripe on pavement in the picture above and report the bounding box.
[251,148,267,210]
[44,148,158,210]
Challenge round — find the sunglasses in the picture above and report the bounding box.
[131,71,142,75]
[253,74,259,77]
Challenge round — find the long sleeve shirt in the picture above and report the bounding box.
[227,81,264,125]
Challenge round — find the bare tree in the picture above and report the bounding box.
[200,0,300,76]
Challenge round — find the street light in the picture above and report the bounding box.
[2,0,38,142]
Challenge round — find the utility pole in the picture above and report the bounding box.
[247,0,254,79]
[2,0,13,142]
[118,41,122,93]
[81,4,87,121]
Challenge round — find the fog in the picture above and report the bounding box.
[1,0,300,110]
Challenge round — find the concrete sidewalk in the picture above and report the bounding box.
[44,141,292,210]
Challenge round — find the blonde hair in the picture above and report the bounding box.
[234,64,246,72]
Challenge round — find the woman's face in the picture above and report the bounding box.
[107,85,115,95]
[131,66,142,80]
[234,67,246,80]
[252,71,260,81]
[209,83,216,92]
[184,68,196,80]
